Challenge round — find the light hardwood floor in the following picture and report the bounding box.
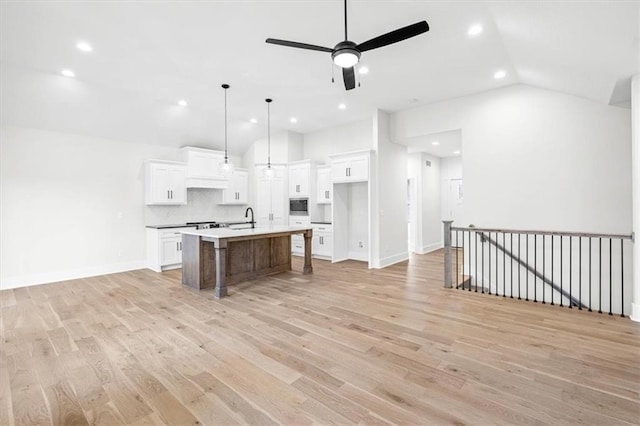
[1,250,639,425]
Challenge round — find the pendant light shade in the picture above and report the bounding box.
[263,98,275,178]
[219,83,234,177]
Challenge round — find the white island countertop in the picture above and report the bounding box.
[181,225,312,240]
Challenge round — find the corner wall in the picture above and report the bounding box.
[391,84,632,234]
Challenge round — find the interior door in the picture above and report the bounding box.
[449,179,463,224]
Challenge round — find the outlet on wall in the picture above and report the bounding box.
[358,241,364,248]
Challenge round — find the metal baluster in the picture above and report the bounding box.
[510,233,513,299]
[621,239,625,317]
[551,235,554,306]
[503,232,506,298]
[560,236,563,307]
[496,232,499,297]
[481,233,485,294]
[526,234,529,301]
[609,238,612,316]
[542,235,546,304]
[569,237,572,309]
[468,231,471,292]
[475,232,478,292]
[455,231,459,288]
[488,232,492,295]
[518,233,521,300]
[589,238,592,312]
[534,234,537,303]
[579,237,582,310]
[598,237,602,314]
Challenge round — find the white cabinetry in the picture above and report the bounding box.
[256,165,286,226]
[180,147,229,189]
[145,160,187,205]
[316,166,332,204]
[220,169,248,205]
[312,224,333,259]
[289,216,310,256]
[288,160,316,197]
[146,226,195,272]
[331,152,369,183]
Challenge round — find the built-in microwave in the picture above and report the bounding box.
[289,198,309,216]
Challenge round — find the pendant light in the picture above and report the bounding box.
[219,83,234,177]
[264,98,275,178]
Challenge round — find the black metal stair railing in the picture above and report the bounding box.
[442,221,633,317]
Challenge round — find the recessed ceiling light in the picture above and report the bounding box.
[290,117,297,123]
[250,118,257,124]
[453,150,461,155]
[61,69,75,78]
[358,66,369,75]
[178,100,188,107]
[494,70,507,80]
[76,41,92,52]
[338,103,346,110]
[468,25,483,37]
[432,141,440,146]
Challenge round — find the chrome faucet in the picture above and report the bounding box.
[245,207,255,228]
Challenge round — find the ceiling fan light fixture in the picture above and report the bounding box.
[332,41,360,68]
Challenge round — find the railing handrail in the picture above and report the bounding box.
[451,226,633,240]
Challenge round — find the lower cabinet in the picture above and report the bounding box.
[312,224,333,260]
[289,216,310,256]
[146,227,195,272]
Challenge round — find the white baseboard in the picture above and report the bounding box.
[372,251,410,269]
[0,260,147,290]
[415,241,443,255]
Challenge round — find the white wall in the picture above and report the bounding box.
[420,153,442,254]
[303,119,373,164]
[1,126,245,289]
[392,84,632,234]
[372,110,409,267]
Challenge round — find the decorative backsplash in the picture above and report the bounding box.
[144,189,247,225]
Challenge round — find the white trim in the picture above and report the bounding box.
[0,260,147,290]
[373,251,410,269]
[416,241,443,255]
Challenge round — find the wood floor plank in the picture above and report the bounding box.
[1,251,638,425]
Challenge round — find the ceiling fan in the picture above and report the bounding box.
[266,0,429,91]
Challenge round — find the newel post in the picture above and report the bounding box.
[443,220,453,289]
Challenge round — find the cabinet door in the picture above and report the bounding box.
[256,178,272,224]
[235,171,249,204]
[289,166,308,197]
[270,176,286,225]
[161,237,181,266]
[349,156,369,181]
[291,235,305,254]
[320,233,333,258]
[331,159,350,182]
[168,167,186,203]
[153,165,171,202]
[317,168,331,204]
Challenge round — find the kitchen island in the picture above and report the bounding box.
[181,226,313,298]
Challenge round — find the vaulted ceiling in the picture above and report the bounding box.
[1,1,638,155]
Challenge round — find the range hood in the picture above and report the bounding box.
[181,146,230,189]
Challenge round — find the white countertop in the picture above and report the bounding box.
[181,225,312,239]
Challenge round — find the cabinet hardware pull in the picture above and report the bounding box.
[167,190,170,199]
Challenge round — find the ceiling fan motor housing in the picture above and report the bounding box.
[331,41,361,68]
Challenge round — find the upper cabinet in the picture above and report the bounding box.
[180,147,229,189]
[330,150,371,183]
[288,160,316,198]
[145,160,187,205]
[220,169,249,205]
[317,166,332,204]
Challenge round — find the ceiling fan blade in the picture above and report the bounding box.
[266,38,333,53]
[357,21,429,53]
[343,67,356,90]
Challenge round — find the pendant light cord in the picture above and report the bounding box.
[267,100,271,167]
[344,0,348,40]
[222,83,230,163]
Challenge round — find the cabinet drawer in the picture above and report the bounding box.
[289,217,311,226]
[313,224,333,233]
[159,227,196,238]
